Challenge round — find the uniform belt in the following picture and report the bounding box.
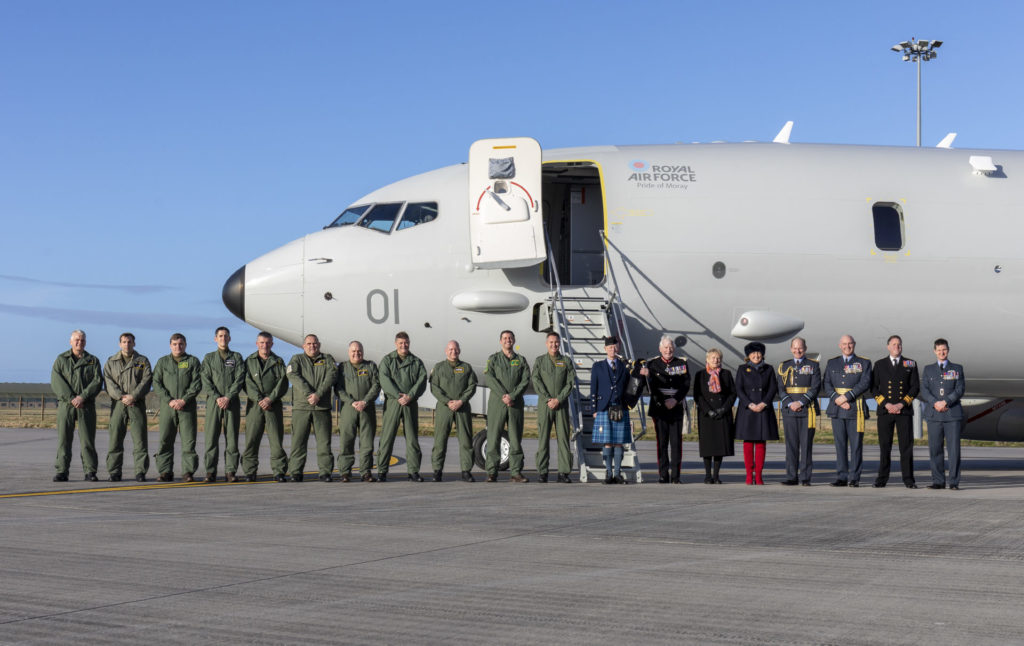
[835,388,865,433]
[783,387,815,428]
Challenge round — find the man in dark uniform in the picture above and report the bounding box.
[103,332,152,482]
[484,330,531,483]
[532,332,576,483]
[51,330,103,482]
[201,327,245,482]
[639,335,690,484]
[822,334,872,487]
[336,340,380,483]
[241,331,289,482]
[777,336,821,486]
[872,335,921,488]
[429,340,477,482]
[919,338,966,489]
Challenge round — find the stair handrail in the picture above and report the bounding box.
[544,234,585,436]
[599,229,648,440]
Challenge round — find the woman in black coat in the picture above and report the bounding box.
[693,347,736,484]
[734,341,778,485]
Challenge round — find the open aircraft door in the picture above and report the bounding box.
[468,137,545,269]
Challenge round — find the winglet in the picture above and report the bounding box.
[773,121,793,144]
[937,132,957,149]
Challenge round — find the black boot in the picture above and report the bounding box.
[713,457,723,484]
[703,457,713,484]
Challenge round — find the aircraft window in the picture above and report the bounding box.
[872,202,904,251]
[358,202,403,233]
[328,204,370,228]
[395,202,438,231]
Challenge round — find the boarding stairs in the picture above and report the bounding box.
[544,234,648,484]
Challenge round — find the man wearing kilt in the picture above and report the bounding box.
[590,336,632,484]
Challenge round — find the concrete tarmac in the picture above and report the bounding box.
[2,427,1024,645]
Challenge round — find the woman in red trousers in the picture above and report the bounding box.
[734,342,778,485]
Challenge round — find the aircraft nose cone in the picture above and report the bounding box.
[222,265,245,321]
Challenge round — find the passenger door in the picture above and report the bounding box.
[468,137,545,268]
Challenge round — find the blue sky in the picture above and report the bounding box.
[2,0,1023,381]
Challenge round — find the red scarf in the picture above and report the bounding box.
[706,366,721,393]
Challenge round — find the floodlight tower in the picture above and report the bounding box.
[890,38,942,147]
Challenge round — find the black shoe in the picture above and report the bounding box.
[340,473,351,483]
[829,480,847,487]
[244,473,257,482]
[801,481,811,486]
[872,481,886,488]
[361,472,377,482]
[486,474,497,483]
[704,475,713,484]
[157,472,173,482]
[84,472,98,482]
[274,474,288,483]
[378,473,387,482]
[226,473,239,483]
[950,485,960,490]
[318,473,333,482]
[109,474,122,482]
[292,473,304,482]
[905,483,918,489]
[659,476,670,484]
[538,473,548,483]
[557,473,571,483]
[461,471,475,482]
[713,477,723,484]
[781,479,799,486]
[135,473,146,482]
[408,472,424,482]
[204,475,216,483]
[53,473,68,482]
[848,481,859,487]
[433,470,443,482]
[617,474,629,485]
[927,483,945,490]
[604,475,614,484]
[670,477,681,484]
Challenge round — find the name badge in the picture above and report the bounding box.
[224,359,236,368]
[554,360,565,368]
[511,359,521,367]
[357,369,369,377]
[454,367,465,374]
[314,359,325,366]
[178,361,189,369]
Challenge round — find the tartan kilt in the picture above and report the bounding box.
[592,410,632,444]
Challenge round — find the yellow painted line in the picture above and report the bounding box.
[492,145,517,149]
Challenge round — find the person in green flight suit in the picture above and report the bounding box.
[50,329,103,482]
[287,334,338,482]
[429,340,478,482]
[532,331,576,483]
[153,333,202,482]
[103,332,152,482]
[335,340,380,483]
[377,331,427,482]
[240,331,290,482]
[484,330,532,483]
[201,326,245,482]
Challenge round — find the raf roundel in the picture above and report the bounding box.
[630,160,647,171]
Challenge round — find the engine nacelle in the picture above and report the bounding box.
[961,398,1024,442]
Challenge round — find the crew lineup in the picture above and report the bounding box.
[48,328,966,490]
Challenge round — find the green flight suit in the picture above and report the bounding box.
[287,352,337,478]
[50,349,103,476]
[335,359,380,476]
[104,351,153,478]
[429,359,478,473]
[532,353,576,476]
[378,351,427,476]
[484,351,531,477]
[241,351,289,478]
[201,348,245,477]
[153,353,202,476]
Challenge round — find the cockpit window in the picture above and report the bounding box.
[395,202,438,231]
[328,205,369,228]
[358,202,403,233]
